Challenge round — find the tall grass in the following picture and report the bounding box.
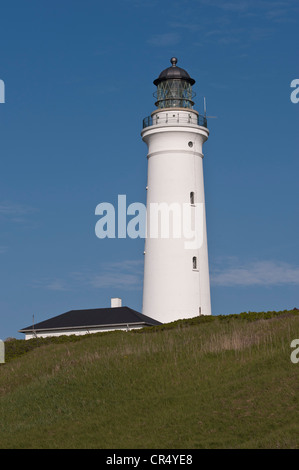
[0,311,299,449]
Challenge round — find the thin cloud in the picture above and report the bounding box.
[147,32,180,47]
[0,201,38,224]
[0,202,37,216]
[198,0,250,12]
[31,278,70,291]
[169,22,201,32]
[167,0,298,48]
[199,0,297,16]
[78,259,144,291]
[211,259,299,286]
[90,272,142,290]
[32,260,144,293]
[214,1,250,12]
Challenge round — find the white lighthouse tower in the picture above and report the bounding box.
[141,58,211,324]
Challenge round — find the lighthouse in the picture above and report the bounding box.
[141,58,211,324]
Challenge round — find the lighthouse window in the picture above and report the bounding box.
[190,192,195,205]
[192,256,197,270]
[188,141,193,148]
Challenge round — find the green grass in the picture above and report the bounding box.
[1,310,299,449]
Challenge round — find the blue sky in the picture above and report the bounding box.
[0,0,298,339]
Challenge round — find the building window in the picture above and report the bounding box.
[190,191,195,205]
[193,256,197,270]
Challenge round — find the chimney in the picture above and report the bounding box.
[111,298,122,308]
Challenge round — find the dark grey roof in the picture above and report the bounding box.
[19,307,162,333]
[153,57,195,86]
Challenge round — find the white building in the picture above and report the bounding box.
[141,58,211,324]
[19,299,161,340]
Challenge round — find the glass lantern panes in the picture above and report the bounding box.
[154,79,194,109]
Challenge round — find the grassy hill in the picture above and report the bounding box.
[0,309,299,449]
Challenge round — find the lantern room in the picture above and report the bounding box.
[153,57,196,109]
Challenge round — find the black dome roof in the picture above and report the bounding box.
[153,57,195,86]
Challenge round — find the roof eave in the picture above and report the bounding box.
[18,321,156,334]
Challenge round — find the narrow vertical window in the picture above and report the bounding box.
[193,256,197,270]
[190,191,195,205]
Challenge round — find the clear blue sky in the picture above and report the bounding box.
[0,0,298,339]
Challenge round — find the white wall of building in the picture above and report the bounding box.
[23,324,145,340]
